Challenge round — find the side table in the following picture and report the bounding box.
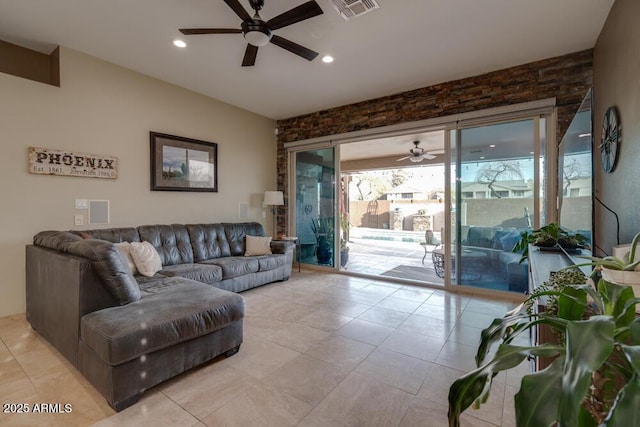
[274,237,301,272]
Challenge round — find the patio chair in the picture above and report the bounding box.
[420,229,440,264]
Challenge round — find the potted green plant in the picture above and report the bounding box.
[448,278,640,427]
[310,217,334,264]
[512,222,588,263]
[567,231,640,284]
[339,213,350,267]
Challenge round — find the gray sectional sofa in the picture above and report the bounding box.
[26,222,294,411]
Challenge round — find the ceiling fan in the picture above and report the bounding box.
[179,0,324,67]
[397,141,445,163]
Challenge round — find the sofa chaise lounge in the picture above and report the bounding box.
[26,222,294,411]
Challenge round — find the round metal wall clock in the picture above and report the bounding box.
[600,106,620,173]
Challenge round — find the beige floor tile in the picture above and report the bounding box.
[398,397,450,427]
[414,301,464,320]
[91,392,199,427]
[335,318,395,346]
[376,296,423,314]
[355,348,433,394]
[326,280,371,292]
[417,365,467,406]
[358,284,399,297]
[0,377,42,425]
[357,306,411,328]
[297,410,352,427]
[160,363,258,418]
[392,288,435,302]
[465,298,517,316]
[263,353,348,405]
[398,313,456,340]
[12,345,66,379]
[2,327,50,356]
[315,298,373,317]
[305,335,375,371]
[246,297,313,322]
[435,340,480,372]
[216,335,300,379]
[423,292,470,309]
[462,380,506,426]
[0,358,26,385]
[458,310,501,329]
[380,329,446,362]
[30,367,114,422]
[447,323,484,345]
[501,385,518,427]
[313,372,413,427]
[297,309,353,332]
[201,382,312,427]
[245,316,330,352]
[0,272,517,426]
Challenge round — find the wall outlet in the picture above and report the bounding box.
[75,199,88,209]
[74,214,84,226]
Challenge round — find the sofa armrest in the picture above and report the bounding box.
[26,245,119,367]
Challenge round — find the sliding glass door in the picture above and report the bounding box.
[294,148,336,268]
[448,118,546,293]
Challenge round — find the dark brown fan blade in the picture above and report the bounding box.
[242,44,258,67]
[224,0,251,21]
[179,28,242,35]
[270,35,318,61]
[266,0,323,30]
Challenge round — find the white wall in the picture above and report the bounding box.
[0,47,276,316]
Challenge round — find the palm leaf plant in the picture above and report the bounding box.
[448,279,640,427]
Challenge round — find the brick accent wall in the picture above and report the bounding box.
[275,49,593,234]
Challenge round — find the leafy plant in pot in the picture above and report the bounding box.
[512,222,588,264]
[448,278,640,427]
[568,231,640,290]
[311,217,334,265]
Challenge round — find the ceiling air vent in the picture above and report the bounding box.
[329,0,380,20]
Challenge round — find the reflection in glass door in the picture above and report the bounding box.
[449,119,545,293]
[294,148,336,268]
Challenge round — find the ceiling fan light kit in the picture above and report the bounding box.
[179,0,324,67]
[396,141,443,163]
[242,22,271,46]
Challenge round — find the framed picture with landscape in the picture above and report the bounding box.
[150,132,218,192]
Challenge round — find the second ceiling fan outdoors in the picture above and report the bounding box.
[179,0,324,67]
[397,141,445,163]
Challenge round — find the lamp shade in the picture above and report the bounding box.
[263,191,284,206]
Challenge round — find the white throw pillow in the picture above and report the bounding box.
[245,235,272,256]
[129,241,162,277]
[114,242,138,275]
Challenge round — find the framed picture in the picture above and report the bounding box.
[150,132,218,192]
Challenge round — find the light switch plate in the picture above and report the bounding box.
[75,199,88,209]
[74,214,84,226]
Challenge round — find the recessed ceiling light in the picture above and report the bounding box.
[173,39,187,48]
[322,55,334,63]
[479,156,485,160]
[489,144,496,148]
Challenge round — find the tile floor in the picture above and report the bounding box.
[0,271,530,427]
